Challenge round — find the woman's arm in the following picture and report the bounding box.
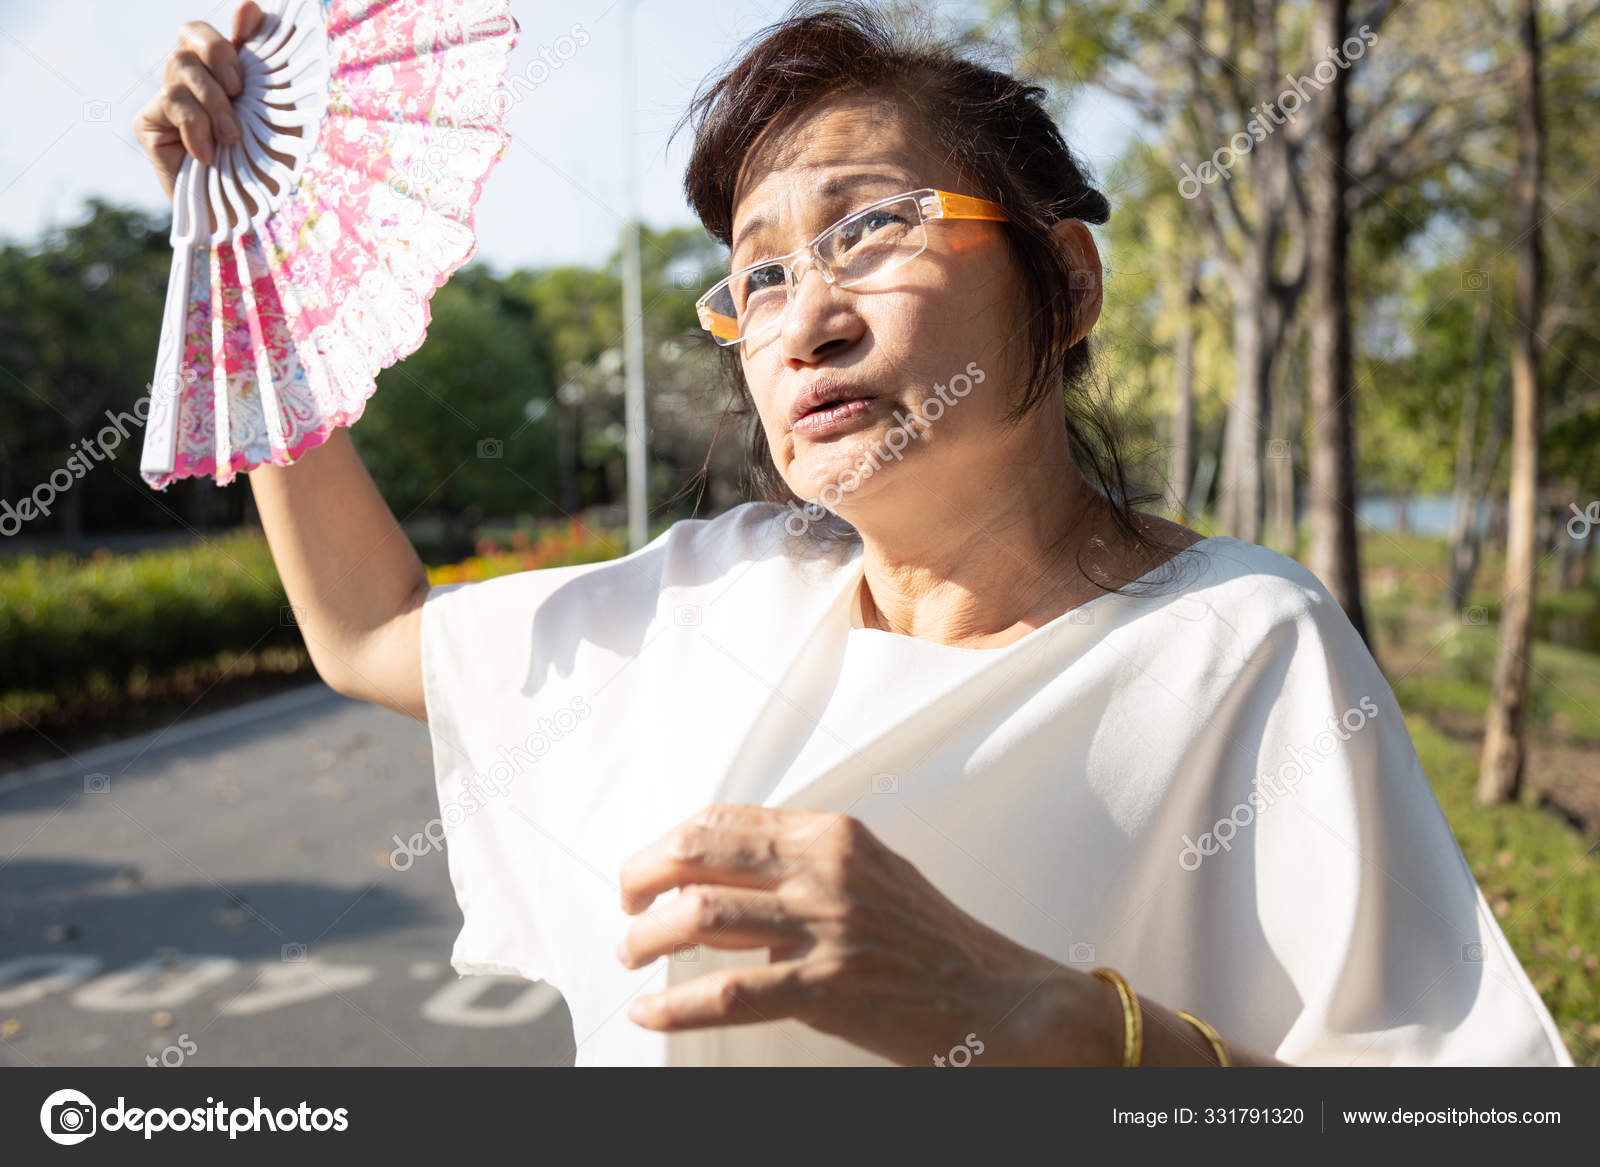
[248,428,430,722]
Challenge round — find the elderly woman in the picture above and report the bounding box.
[136,2,1570,1067]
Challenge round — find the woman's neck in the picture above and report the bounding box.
[851,471,1133,649]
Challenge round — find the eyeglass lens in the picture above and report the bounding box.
[703,194,927,342]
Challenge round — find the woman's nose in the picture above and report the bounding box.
[776,256,859,360]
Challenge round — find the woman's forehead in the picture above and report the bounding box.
[729,96,948,240]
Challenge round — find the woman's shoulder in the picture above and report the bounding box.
[421,502,857,684]
[1182,535,1334,601]
[1149,533,1366,649]
[657,500,794,560]
[426,501,855,619]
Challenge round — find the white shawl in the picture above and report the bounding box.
[418,501,1572,1066]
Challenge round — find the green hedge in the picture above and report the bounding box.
[1,524,635,700]
[0,531,295,695]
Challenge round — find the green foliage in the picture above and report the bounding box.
[1472,589,1600,662]
[518,222,723,374]
[0,524,638,716]
[1408,714,1600,1066]
[356,264,560,516]
[0,531,293,696]
[425,520,627,584]
[1384,580,1600,1065]
[1093,140,1232,498]
[0,205,731,538]
[0,201,190,530]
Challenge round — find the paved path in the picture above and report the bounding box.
[0,685,575,1067]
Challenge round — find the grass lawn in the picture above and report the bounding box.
[1356,531,1600,1065]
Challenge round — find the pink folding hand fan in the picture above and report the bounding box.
[140,0,519,489]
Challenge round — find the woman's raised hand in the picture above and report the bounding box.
[132,2,265,202]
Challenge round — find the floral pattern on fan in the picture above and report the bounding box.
[142,0,519,489]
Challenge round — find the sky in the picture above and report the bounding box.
[0,0,1140,271]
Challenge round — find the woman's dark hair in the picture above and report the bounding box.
[670,0,1170,572]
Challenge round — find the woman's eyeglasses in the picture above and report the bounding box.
[695,188,1008,347]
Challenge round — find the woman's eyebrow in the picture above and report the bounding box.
[730,171,913,262]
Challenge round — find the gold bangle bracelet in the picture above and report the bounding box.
[1176,1009,1233,1067]
[1089,967,1142,1067]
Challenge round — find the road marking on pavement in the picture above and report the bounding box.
[0,953,559,1028]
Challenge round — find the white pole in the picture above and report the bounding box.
[620,0,648,552]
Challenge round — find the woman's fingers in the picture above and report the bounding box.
[154,81,216,166]
[131,85,184,197]
[175,19,244,98]
[230,2,268,53]
[617,884,811,969]
[618,822,785,911]
[619,805,843,913]
[626,958,821,1030]
[133,4,266,199]
[166,49,240,153]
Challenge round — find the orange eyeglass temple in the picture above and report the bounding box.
[933,190,1008,222]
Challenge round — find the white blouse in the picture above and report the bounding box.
[418,500,1573,1066]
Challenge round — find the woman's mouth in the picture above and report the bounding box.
[792,396,877,436]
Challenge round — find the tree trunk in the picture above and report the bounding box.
[1450,371,1509,608]
[1191,446,1220,520]
[1558,519,1585,590]
[59,478,84,541]
[186,480,213,531]
[558,399,579,515]
[1306,0,1369,644]
[1169,256,1199,521]
[55,395,89,541]
[1218,0,1290,545]
[1479,0,1544,806]
[1220,275,1266,541]
[1447,291,1494,608]
[1265,316,1300,556]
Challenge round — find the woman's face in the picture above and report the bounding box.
[727,92,1046,524]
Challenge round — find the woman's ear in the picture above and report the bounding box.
[1051,218,1103,347]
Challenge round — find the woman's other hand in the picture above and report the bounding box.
[616,802,1118,1066]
